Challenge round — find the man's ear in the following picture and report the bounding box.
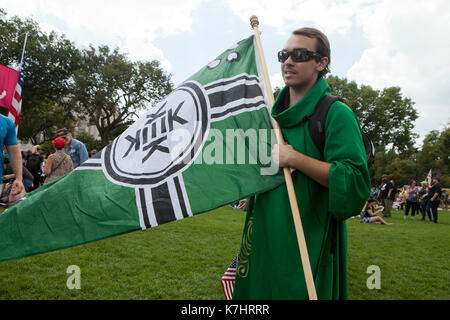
[316,56,329,72]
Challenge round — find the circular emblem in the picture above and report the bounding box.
[103,81,210,187]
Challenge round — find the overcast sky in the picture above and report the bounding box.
[1,0,449,145]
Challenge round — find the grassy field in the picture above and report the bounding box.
[0,205,448,300]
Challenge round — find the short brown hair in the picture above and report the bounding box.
[292,27,330,78]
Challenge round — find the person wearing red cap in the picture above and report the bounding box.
[43,137,74,184]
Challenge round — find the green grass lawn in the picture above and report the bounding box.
[0,206,448,300]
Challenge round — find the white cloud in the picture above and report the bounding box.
[0,0,202,72]
[226,0,376,35]
[347,0,450,140]
[270,72,284,90]
[2,0,449,142]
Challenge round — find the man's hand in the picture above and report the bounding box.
[271,143,295,168]
[271,142,331,188]
[8,179,25,202]
[237,199,248,210]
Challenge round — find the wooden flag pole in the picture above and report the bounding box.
[250,15,318,300]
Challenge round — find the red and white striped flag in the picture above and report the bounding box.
[9,34,27,133]
[220,255,237,300]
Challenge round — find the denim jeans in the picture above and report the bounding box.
[423,201,432,221]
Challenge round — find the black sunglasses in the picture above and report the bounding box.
[278,48,322,63]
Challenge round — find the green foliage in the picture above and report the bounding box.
[0,10,80,143]
[1,9,173,148]
[371,127,449,186]
[439,175,450,188]
[0,206,448,299]
[385,158,421,186]
[325,76,448,186]
[327,76,419,157]
[69,45,173,147]
[75,132,102,153]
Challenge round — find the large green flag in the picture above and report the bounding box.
[0,35,284,262]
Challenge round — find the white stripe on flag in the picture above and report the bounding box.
[8,114,15,123]
[167,178,185,221]
[210,99,267,122]
[205,78,260,95]
[204,73,258,88]
[135,187,158,230]
[14,83,22,95]
[76,159,102,171]
[176,175,193,217]
[210,96,265,114]
[135,188,147,230]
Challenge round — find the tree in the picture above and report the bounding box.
[0,9,81,143]
[327,76,419,157]
[69,45,173,147]
[385,158,421,187]
[416,126,450,178]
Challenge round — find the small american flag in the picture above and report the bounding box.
[9,34,27,132]
[220,255,237,300]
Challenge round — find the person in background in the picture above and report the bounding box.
[359,198,392,225]
[390,179,397,213]
[25,145,44,191]
[378,174,393,218]
[442,190,449,211]
[39,152,48,186]
[399,186,407,211]
[404,180,419,220]
[55,128,88,169]
[0,114,25,203]
[89,149,98,158]
[44,137,74,184]
[370,186,378,199]
[418,181,431,221]
[2,157,34,193]
[426,177,442,223]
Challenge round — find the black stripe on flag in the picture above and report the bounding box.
[151,182,177,225]
[173,176,189,218]
[204,74,258,91]
[208,84,263,109]
[210,100,266,120]
[79,162,102,168]
[139,188,152,229]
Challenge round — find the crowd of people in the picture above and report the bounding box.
[0,128,91,208]
[354,174,446,225]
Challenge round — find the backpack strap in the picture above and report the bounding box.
[308,95,344,157]
[50,154,69,174]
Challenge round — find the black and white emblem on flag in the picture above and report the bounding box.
[78,73,267,229]
[103,81,210,188]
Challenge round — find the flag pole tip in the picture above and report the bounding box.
[250,15,259,28]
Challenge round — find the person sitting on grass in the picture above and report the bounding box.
[359,198,393,225]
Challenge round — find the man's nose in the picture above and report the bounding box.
[283,55,295,66]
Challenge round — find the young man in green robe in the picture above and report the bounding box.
[232,28,371,300]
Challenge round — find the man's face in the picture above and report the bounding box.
[64,133,72,146]
[281,34,326,89]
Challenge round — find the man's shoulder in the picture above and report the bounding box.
[327,98,354,117]
[0,114,15,128]
[71,138,86,148]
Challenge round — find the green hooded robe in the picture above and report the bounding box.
[232,78,371,300]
